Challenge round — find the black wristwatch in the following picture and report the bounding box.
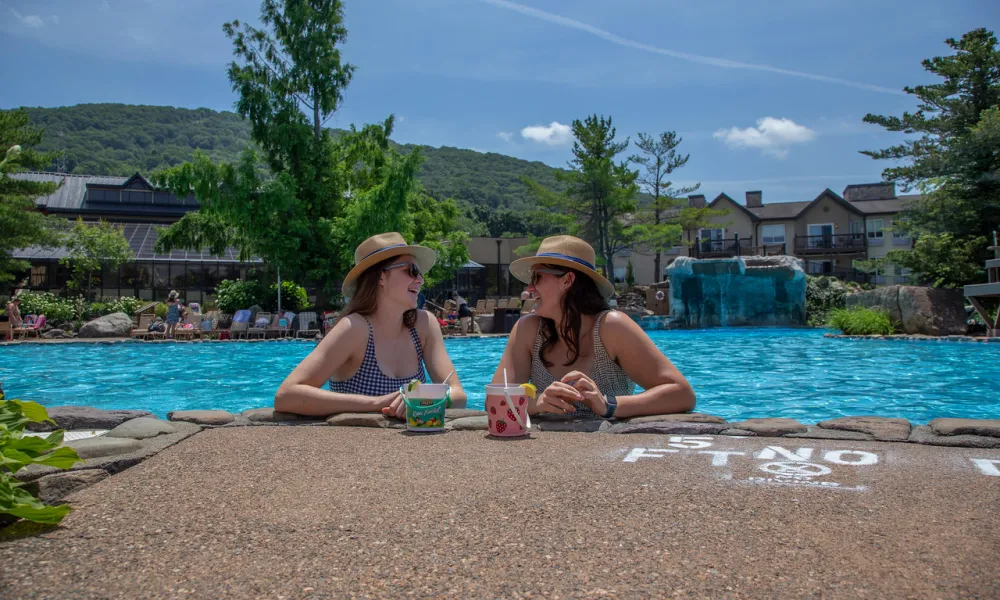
[602,395,617,419]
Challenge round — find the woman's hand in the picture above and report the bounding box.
[379,391,406,420]
[561,371,607,417]
[530,381,582,415]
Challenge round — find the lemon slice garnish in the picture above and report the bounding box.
[520,383,537,399]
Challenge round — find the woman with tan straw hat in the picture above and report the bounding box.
[491,235,695,419]
[275,232,467,417]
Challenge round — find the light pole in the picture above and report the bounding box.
[495,239,502,296]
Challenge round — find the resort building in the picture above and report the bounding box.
[7,171,917,303]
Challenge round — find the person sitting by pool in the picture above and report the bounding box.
[275,232,467,418]
[490,235,695,419]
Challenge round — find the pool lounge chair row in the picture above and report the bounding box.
[129,310,325,341]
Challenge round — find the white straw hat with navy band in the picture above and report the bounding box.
[509,235,615,299]
[342,232,437,298]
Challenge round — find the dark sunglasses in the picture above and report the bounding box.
[530,266,567,286]
[384,261,422,279]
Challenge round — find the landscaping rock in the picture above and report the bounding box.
[77,312,134,338]
[448,416,489,431]
[533,418,606,432]
[242,408,317,423]
[720,428,755,436]
[445,409,488,421]
[26,407,155,432]
[24,470,108,504]
[105,417,176,439]
[728,418,807,436]
[326,413,402,428]
[41,329,66,339]
[817,416,911,442]
[908,425,1000,449]
[167,410,235,426]
[625,413,727,425]
[785,427,874,441]
[928,418,1000,438]
[846,286,966,336]
[605,421,728,435]
[65,437,144,459]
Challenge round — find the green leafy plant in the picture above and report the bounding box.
[214,279,263,314]
[154,302,168,319]
[806,276,862,327]
[13,292,77,323]
[265,280,309,312]
[625,259,635,289]
[1,389,83,525]
[828,307,897,336]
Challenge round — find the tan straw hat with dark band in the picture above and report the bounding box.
[342,232,436,298]
[509,235,615,299]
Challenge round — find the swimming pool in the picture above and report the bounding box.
[2,329,998,424]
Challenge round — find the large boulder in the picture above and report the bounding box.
[846,286,966,336]
[77,312,134,338]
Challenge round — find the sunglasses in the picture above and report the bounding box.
[383,261,423,279]
[530,266,568,286]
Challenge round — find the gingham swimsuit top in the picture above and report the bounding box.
[529,310,635,418]
[328,318,427,396]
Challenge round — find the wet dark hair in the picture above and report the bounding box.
[343,256,418,328]
[537,267,611,367]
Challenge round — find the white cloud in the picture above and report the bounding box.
[713,117,817,159]
[520,121,572,146]
[497,131,513,142]
[11,9,45,28]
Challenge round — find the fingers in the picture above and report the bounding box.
[561,371,596,392]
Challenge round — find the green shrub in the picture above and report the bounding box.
[806,276,862,327]
[154,302,168,319]
[104,296,145,316]
[828,307,897,335]
[265,280,309,312]
[214,279,263,314]
[0,390,83,525]
[14,292,78,323]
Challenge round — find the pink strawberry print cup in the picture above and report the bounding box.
[485,384,532,437]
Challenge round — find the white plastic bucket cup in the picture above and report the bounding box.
[485,384,531,437]
[403,383,450,432]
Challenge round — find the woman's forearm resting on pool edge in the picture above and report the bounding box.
[611,381,696,419]
[274,384,389,416]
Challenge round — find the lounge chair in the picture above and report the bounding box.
[131,314,155,340]
[508,298,522,310]
[228,309,252,340]
[267,311,293,339]
[497,299,508,309]
[0,320,11,341]
[174,306,203,340]
[247,312,271,339]
[484,300,497,313]
[474,299,487,314]
[295,311,321,339]
[521,299,535,314]
[13,315,45,340]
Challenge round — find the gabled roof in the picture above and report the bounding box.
[709,193,759,222]
[798,188,864,217]
[746,201,810,220]
[9,171,197,216]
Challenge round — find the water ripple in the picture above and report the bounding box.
[1,329,998,424]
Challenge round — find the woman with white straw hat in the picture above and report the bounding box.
[275,233,467,417]
[491,235,695,420]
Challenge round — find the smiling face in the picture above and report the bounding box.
[526,264,575,320]
[379,253,424,310]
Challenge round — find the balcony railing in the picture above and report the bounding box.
[794,234,866,254]
[693,235,789,259]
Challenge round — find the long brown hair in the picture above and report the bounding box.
[342,257,418,328]
[538,267,611,367]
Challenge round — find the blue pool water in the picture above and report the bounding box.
[1,329,998,424]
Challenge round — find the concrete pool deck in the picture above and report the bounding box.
[2,426,998,599]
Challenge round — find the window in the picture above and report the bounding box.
[808,261,832,275]
[850,221,864,240]
[761,224,785,244]
[30,264,47,287]
[807,224,834,249]
[866,219,884,239]
[699,228,724,241]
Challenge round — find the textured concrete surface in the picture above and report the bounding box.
[2,427,999,599]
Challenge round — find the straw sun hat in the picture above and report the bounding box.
[342,232,437,298]
[509,235,615,299]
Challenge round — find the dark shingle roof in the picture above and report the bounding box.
[10,172,94,209]
[747,201,811,220]
[10,172,198,216]
[13,222,259,263]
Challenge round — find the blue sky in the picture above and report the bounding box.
[1,0,996,204]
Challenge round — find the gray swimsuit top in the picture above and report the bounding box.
[529,310,635,417]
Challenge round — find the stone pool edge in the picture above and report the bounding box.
[10,407,999,513]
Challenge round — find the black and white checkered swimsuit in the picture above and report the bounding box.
[328,319,426,396]
[530,310,635,418]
